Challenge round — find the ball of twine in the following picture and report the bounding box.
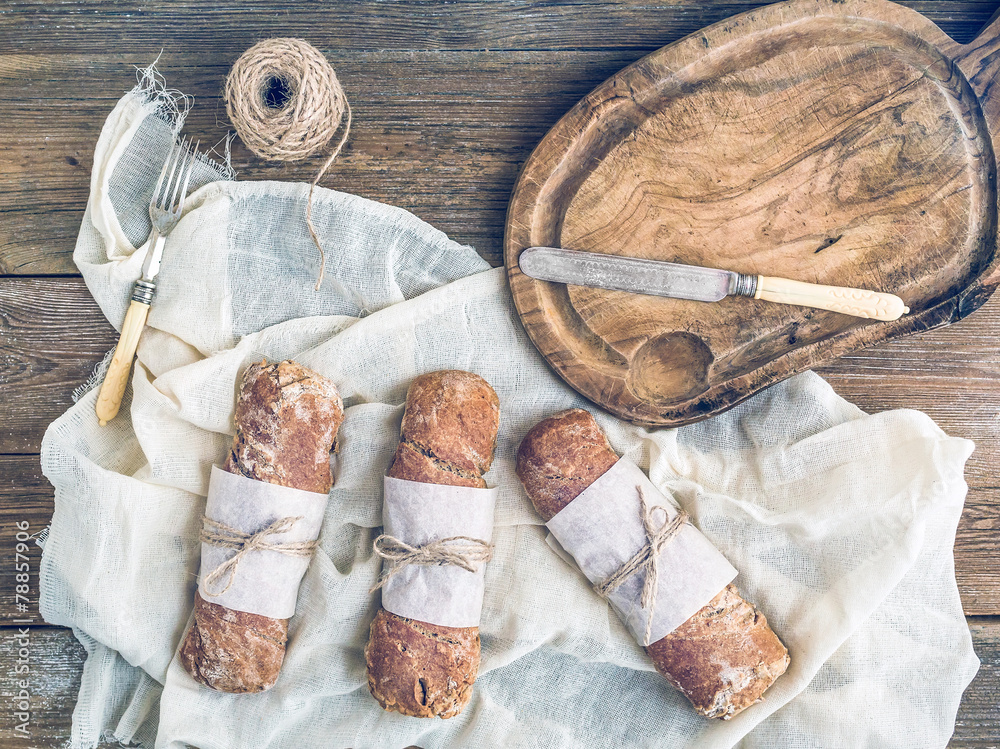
[225,38,352,290]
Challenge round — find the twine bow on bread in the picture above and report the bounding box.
[369,534,494,594]
[200,515,319,597]
[594,486,689,646]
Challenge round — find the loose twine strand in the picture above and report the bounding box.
[224,37,352,291]
[200,515,318,597]
[594,486,689,646]
[369,534,494,594]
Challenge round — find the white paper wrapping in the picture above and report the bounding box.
[379,475,497,627]
[546,459,738,645]
[197,466,328,619]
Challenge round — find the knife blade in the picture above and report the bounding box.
[517,246,909,321]
[519,246,751,302]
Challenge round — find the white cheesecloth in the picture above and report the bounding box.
[39,69,979,749]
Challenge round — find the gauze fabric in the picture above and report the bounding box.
[39,71,979,749]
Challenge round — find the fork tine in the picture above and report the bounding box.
[151,138,178,209]
[166,137,189,209]
[161,136,189,209]
[170,139,199,211]
[155,136,185,210]
[177,140,200,209]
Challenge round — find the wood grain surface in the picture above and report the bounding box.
[0,1,995,54]
[506,0,1000,426]
[1,0,998,745]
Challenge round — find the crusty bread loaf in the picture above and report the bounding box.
[365,370,500,718]
[179,360,344,693]
[516,408,789,719]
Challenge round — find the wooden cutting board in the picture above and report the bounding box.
[505,0,1000,426]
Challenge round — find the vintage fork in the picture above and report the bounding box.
[96,136,200,426]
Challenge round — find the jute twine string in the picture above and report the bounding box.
[225,37,352,291]
[369,534,494,594]
[200,515,318,597]
[594,486,689,646]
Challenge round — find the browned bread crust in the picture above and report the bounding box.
[388,441,486,489]
[514,408,618,521]
[396,370,499,478]
[366,609,480,719]
[515,408,790,719]
[366,370,499,718]
[179,360,344,693]
[179,592,289,694]
[225,359,344,493]
[646,584,790,718]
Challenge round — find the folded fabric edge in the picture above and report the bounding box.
[698,417,978,747]
[66,627,160,749]
[130,60,235,181]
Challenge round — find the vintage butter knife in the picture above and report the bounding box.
[518,246,910,321]
[95,137,199,426]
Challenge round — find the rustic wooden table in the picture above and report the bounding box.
[1,1,998,746]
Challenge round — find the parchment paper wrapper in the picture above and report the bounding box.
[379,475,497,628]
[546,459,737,645]
[197,466,328,619]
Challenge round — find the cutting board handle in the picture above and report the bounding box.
[953,12,1000,296]
[957,11,1000,130]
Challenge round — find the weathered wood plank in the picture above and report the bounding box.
[0,457,49,626]
[0,1,994,55]
[0,279,118,454]
[0,51,643,273]
[0,627,87,748]
[0,209,86,277]
[953,621,1000,747]
[0,622,995,746]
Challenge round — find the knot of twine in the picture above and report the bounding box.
[200,515,318,597]
[225,37,352,291]
[369,534,494,594]
[594,486,689,646]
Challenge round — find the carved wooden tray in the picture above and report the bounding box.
[505,0,1000,426]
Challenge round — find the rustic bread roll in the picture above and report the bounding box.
[365,370,500,718]
[516,408,789,719]
[179,359,344,693]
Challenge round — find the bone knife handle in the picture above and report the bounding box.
[754,276,910,321]
[95,300,150,426]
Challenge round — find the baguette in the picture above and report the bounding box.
[179,360,344,693]
[515,408,789,719]
[365,370,500,718]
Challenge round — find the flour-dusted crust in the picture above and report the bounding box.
[179,360,344,693]
[366,370,499,718]
[179,592,289,694]
[515,408,790,719]
[646,584,789,718]
[226,359,344,493]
